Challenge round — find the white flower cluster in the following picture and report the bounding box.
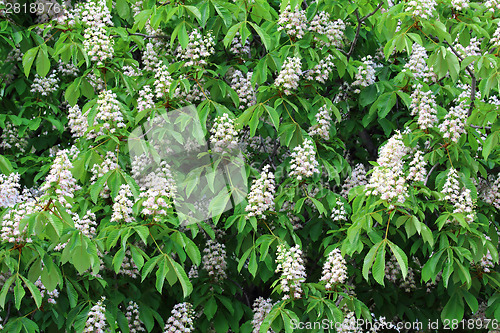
[163,302,195,333]
[251,297,275,333]
[53,2,79,26]
[331,198,347,222]
[452,0,469,10]
[275,244,307,300]
[154,65,174,100]
[480,173,500,209]
[337,311,362,333]
[230,32,250,56]
[245,164,276,219]
[492,23,500,48]
[57,60,79,77]
[289,138,320,181]
[90,151,119,198]
[309,11,346,48]
[41,149,81,208]
[84,296,107,333]
[1,194,40,243]
[0,173,21,208]
[111,184,134,223]
[81,0,114,65]
[305,54,335,83]
[365,132,409,207]
[68,104,89,138]
[442,168,475,223]
[410,84,438,130]
[118,250,140,278]
[308,105,332,140]
[275,57,302,95]
[125,301,146,333]
[87,73,105,92]
[30,72,59,96]
[210,113,239,154]
[139,162,176,221]
[352,56,377,93]
[90,90,126,138]
[0,123,28,153]
[485,0,500,12]
[385,256,417,292]
[74,210,98,239]
[454,37,482,59]
[320,248,347,289]
[33,0,63,23]
[137,85,155,113]
[142,40,162,71]
[179,30,215,66]
[202,239,227,282]
[405,0,436,19]
[230,70,256,110]
[407,149,427,182]
[403,43,437,84]
[341,164,368,198]
[277,5,307,39]
[478,236,495,273]
[123,65,140,77]
[35,278,59,304]
[438,85,473,143]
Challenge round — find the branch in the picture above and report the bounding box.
[442,40,477,117]
[112,28,170,40]
[469,125,492,130]
[424,163,439,186]
[346,2,384,60]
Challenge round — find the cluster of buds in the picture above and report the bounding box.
[407,149,427,182]
[202,239,227,282]
[230,32,250,56]
[309,11,345,48]
[90,90,126,138]
[305,54,335,83]
[277,5,307,39]
[320,248,347,289]
[245,165,276,219]
[230,70,256,110]
[275,57,302,95]
[0,173,21,208]
[410,84,438,130]
[210,113,239,154]
[341,164,368,198]
[163,303,195,333]
[111,184,135,223]
[352,56,377,93]
[68,104,88,138]
[35,278,59,304]
[30,72,59,96]
[365,132,409,208]
[125,301,146,333]
[275,244,307,300]
[289,138,320,180]
[308,105,332,140]
[405,0,436,19]
[81,0,114,65]
[251,297,275,333]
[179,30,215,66]
[84,296,107,332]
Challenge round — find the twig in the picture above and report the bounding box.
[469,125,492,130]
[112,28,170,40]
[442,40,477,117]
[3,301,10,325]
[424,163,439,186]
[347,2,384,60]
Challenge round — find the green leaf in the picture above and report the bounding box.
[249,22,272,51]
[248,249,258,277]
[204,296,217,320]
[482,132,498,160]
[23,46,39,77]
[36,47,50,77]
[141,255,162,282]
[212,1,232,27]
[134,225,149,245]
[0,274,15,308]
[20,275,42,309]
[116,0,130,19]
[171,259,193,297]
[264,105,280,131]
[387,240,408,280]
[65,280,78,308]
[155,258,168,293]
[113,247,126,273]
[0,155,13,174]
[362,241,382,281]
[441,293,464,322]
[73,245,91,274]
[14,277,25,310]
[372,242,386,286]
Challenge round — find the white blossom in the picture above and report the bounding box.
[403,43,437,84]
[111,184,134,223]
[251,297,275,333]
[275,57,302,95]
[230,70,256,110]
[407,149,427,182]
[308,105,332,140]
[277,5,307,39]
[210,113,239,154]
[125,301,146,333]
[275,244,306,300]
[245,165,276,219]
[405,0,436,19]
[0,173,21,208]
[202,239,227,282]
[352,56,377,93]
[410,84,438,130]
[163,303,195,333]
[31,72,59,96]
[289,139,319,181]
[68,104,88,138]
[178,30,215,66]
[230,32,250,56]
[320,248,347,289]
[305,54,335,83]
[341,164,367,198]
[84,296,107,333]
